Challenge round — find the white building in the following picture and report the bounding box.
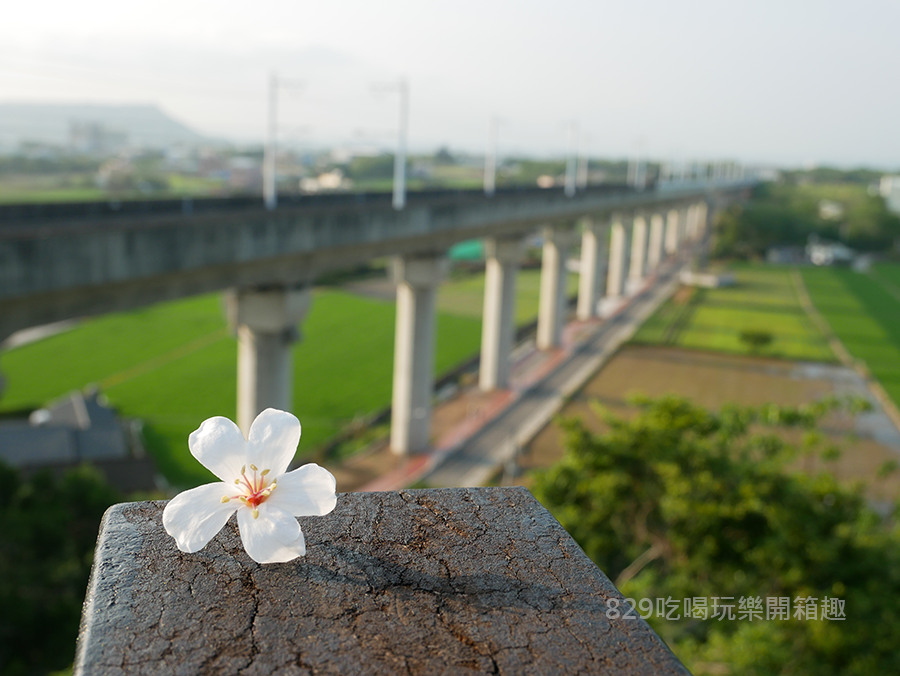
[879,175,900,215]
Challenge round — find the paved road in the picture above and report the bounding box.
[423,255,689,488]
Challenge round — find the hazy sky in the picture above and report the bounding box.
[1,0,898,167]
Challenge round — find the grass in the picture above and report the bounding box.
[1,288,481,488]
[4,262,580,488]
[801,263,900,411]
[632,264,836,362]
[437,267,579,324]
[0,185,108,204]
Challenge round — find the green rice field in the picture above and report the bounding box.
[0,289,480,487]
[632,264,836,362]
[802,263,900,411]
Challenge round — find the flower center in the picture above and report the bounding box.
[221,464,276,519]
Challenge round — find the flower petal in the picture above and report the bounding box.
[189,416,247,482]
[162,482,238,553]
[237,503,306,564]
[267,463,337,517]
[247,408,301,476]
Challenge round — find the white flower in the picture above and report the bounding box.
[162,408,336,564]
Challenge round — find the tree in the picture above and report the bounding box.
[434,147,455,165]
[739,329,774,353]
[531,395,900,676]
[713,181,900,258]
[0,463,120,676]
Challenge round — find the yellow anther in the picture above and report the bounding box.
[241,465,246,475]
[261,469,270,476]
[250,464,258,472]
[234,479,240,484]
[251,508,260,519]
[221,495,230,503]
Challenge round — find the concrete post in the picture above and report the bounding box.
[628,212,649,285]
[647,212,666,270]
[227,287,312,435]
[537,226,573,350]
[605,212,631,299]
[390,254,449,455]
[576,216,609,320]
[480,238,524,391]
[665,209,680,255]
[77,489,691,675]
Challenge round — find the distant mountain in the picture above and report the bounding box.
[0,103,206,151]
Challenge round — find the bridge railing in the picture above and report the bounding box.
[0,183,638,227]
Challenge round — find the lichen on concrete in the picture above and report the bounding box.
[75,487,688,675]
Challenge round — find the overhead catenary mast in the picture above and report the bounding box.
[263,72,303,211]
[576,131,590,190]
[394,78,408,210]
[484,117,501,196]
[372,78,409,210]
[564,121,578,197]
[263,71,278,211]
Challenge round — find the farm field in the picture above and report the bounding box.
[801,263,900,412]
[632,263,835,362]
[518,345,900,503]
[0,288,482,487]
[0,265,574,488]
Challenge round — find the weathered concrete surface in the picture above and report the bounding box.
[75,487,689,676]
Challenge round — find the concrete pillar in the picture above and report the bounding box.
[647,212,666,270]
[686,203,699,240]
[228,287,312,435]
[390,254,449,455]
[628,212,649,284]
[605,213,631,299]
[480,237,524,391]
[576,216,609,320]
[678,205,690,245]
[665,209,680,255]
[537,226,573,350]
[695,201,709,239]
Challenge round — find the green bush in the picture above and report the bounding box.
[532,395,900,676]
[739,329,774,352]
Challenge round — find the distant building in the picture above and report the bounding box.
[879,175,900,215]
[679,270,737,288]
[227,156,263,191]
[766,246,807,264]
[95,157,135,190]
[806,240,854,266]
[0,388,158,492]
[69,120,129,155]
[299,169,352,192]
[818,200,845,220]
